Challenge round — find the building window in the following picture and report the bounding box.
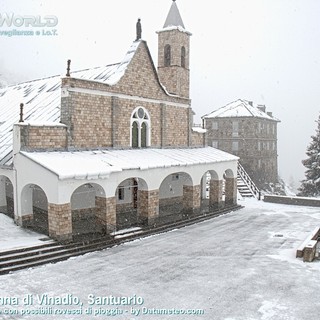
[232,141,239,151]
[258,141,261,151]
[212,141,218,148]
[212,121,218,130]
[164,44,171,67]
[181,46,186,68]
[258,159,261,169]
[131,107,151,148]
[232,121,239,137]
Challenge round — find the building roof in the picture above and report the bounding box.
[202,99,280,122]
[0,41,142,167]
[21,147,238,180]
[163,0,185,29]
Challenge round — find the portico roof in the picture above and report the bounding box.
[21,147,238,181]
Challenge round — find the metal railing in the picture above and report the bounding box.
[237,163,260,199]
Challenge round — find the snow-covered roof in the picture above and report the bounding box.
[163,0,185,29]
[21,147,238,180]
[0,41,142,167]
[157,0,191,35]
[202,99,280,122]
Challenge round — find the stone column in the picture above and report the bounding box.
[138,190,159,226]
[48,203,72,242]
[183,185,201,215]
[209,179,224,210]
[95,196,116,234]
[225,177,237,206]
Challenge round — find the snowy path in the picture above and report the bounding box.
[1,199,320,320]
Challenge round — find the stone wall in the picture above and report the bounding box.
[138,190,159,224]
[264,195,320,207]
[183,185,201,213]
[20,125,67,151]
[48,203,72,241]
[157,29,190,98]
[206,117,279,186]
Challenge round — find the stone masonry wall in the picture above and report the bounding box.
[20,125,67,151]
[158,30,190,98]
[206,117,279,186]
[183,185,201,213]
[48,203,72,241]
[138,190,159,224]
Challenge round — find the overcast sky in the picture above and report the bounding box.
[1,0,320,188]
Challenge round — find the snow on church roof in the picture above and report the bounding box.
[0,41,141,166]
[21,147,238,180]
[203,99,280,122]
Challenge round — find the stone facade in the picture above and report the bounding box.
[157,29,190,98]
[203,101,280,188]
[19,125,67,151]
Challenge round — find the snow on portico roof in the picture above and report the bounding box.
[21,147,238,180]
[0,41,141,167]
[203,99,280,121]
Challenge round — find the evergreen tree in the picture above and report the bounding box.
[298,115,320,197]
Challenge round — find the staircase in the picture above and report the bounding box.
[237,163,260,199]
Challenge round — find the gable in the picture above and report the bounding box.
[113,41,170,100]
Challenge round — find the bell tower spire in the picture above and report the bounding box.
[157,0,191,98]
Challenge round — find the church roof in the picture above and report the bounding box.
[202,99,280,122]
[0,41,142,166]
[163,0,185,29]
[21,147,238,180]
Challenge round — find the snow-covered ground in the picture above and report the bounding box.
[1,199,320,320]
[0,214,52,251]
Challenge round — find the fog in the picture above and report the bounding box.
[1,0,320,188]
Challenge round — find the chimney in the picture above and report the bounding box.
[267,111,273,117]
[257,104,266,113]
[248,101,253,106]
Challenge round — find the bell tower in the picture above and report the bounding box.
[157,0,191,98]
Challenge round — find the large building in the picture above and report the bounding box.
[203,99,280,189]
[0,1,238,241]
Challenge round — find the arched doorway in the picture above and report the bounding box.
[115,177,148,229]
[0,176,14,218]
[159,172,195,223]
[21,184,48,235]
[200,170,220,212]
[70,183,106,239]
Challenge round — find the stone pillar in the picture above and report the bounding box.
[209,179,223,210]
[48,203,72,242]
[183,185,201,215]
[138,190,159,226]
[95,196,116,234]
[225,177,237,206]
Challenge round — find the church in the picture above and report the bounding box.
[0,0,238,241]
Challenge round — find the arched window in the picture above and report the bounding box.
[132,122,139,148]
[164,44,171,67]
[130,107,151,148]
[181,46,186,68]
